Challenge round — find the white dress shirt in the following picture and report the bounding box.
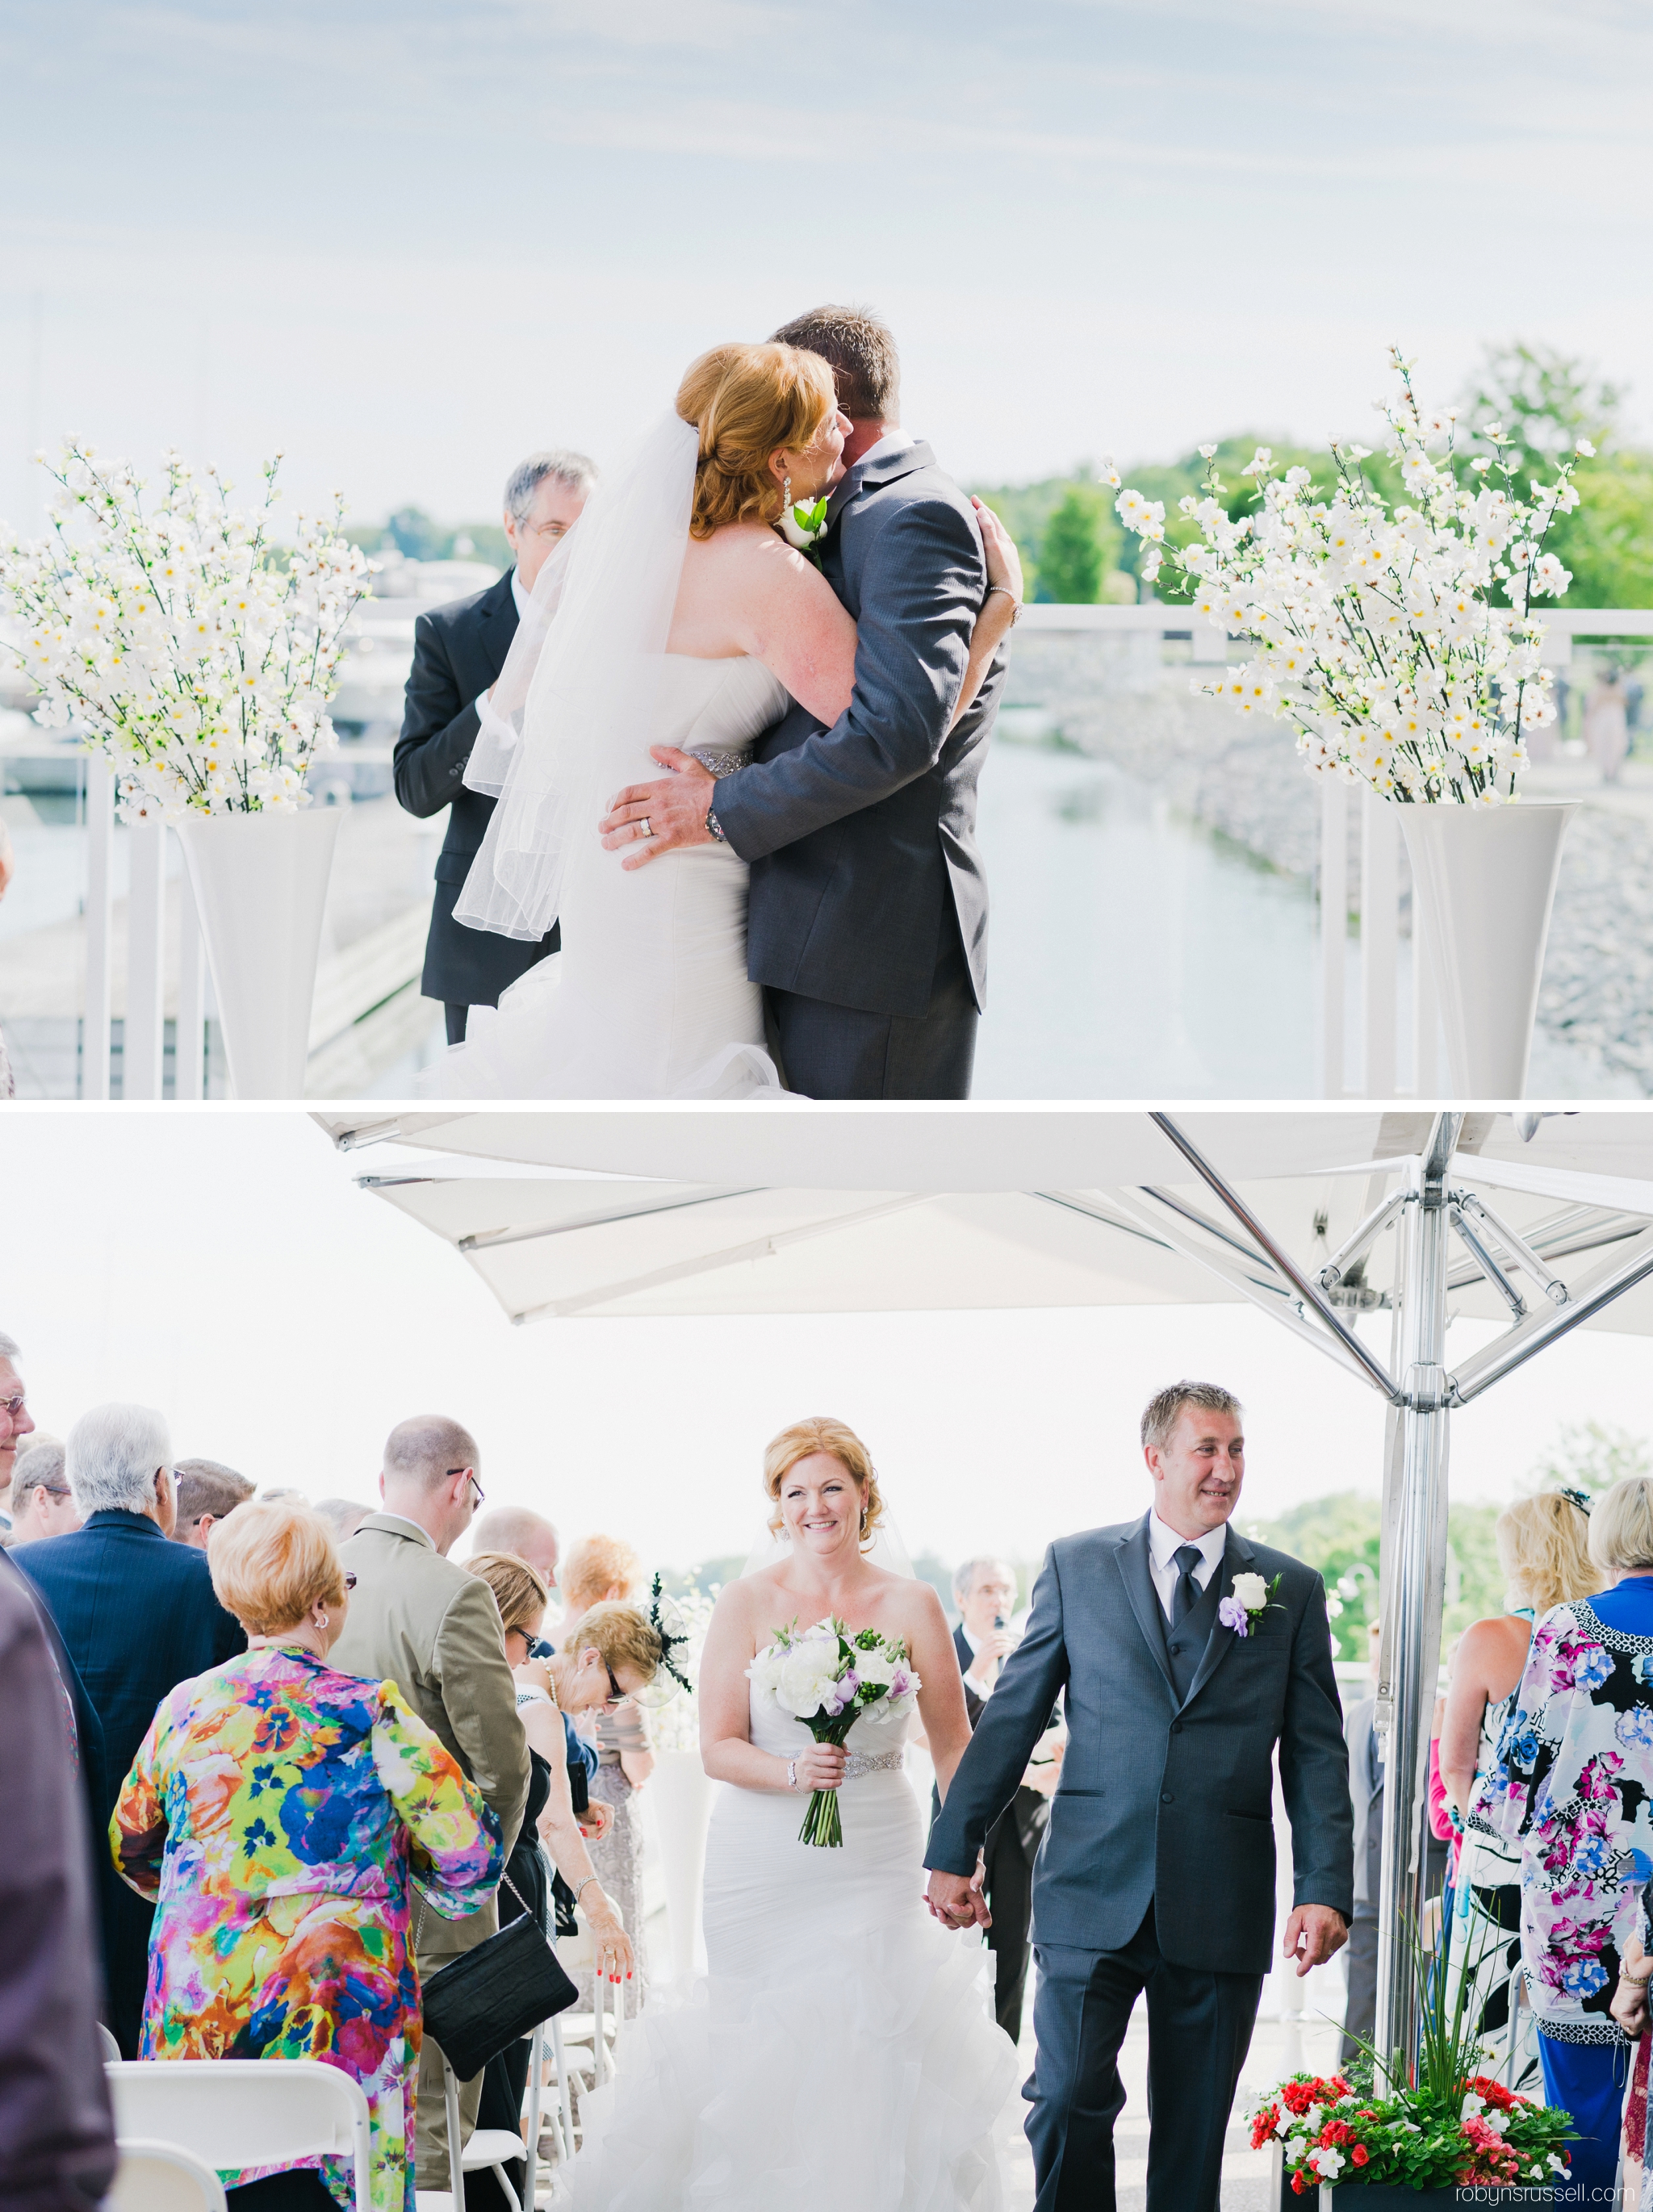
[960,1623,995,1700]
[471,569,534,722]
[1146,1512,1228,1620]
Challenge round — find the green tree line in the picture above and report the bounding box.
[972,344,1653,613]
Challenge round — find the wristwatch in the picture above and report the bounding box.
[705,806,727,845]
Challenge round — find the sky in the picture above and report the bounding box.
[2,0,1651,533]
[3,1106,1648,1580]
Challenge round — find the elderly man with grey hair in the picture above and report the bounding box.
[15,1400,244,2055]
[394,447,598,1043]
[329,1413,529,2192]
[8,1441,82,1547]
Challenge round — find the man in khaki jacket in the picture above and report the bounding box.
[329,1414,530,2190]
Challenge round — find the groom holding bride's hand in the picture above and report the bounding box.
[597,303,1006,1100]
[927,1382,1353,2212]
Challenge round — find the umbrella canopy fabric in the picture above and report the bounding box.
[324,1110,1653,1337]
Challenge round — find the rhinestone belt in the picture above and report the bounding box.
[686,747,751,780]
[840,1747,906,1782]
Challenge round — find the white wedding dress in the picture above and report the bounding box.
[432,652,789,1098]
[561,1683,1019,2209]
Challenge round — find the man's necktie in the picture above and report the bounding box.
[1172,1544,1203,1627]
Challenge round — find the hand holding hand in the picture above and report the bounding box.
[926,1867,992,1932]
[971,496,1023,604]
[599,749,717,868]
[1282,1903,1349,1977]
[793,1742,849,1792]
[577,1799,613,1842]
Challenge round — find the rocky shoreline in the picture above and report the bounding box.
[1004,633,1653,1095]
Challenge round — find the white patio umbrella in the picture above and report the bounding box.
[317,1104,1653,2068]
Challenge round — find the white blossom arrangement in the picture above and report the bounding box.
[643,1582,717,1755]
[0,443,373,822]
[1107,351,1592,805]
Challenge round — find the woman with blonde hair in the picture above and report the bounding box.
[1442,1490,1601,2095]
[112,1499,502,2212]
[441,320,1023,1101]
[558,1416,1016,2206]
[1479,1478,1653,2202]
[560,1537,655,2022]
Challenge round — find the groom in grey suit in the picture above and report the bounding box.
[927,1382,1354,2212]
[598,304,1002,1099]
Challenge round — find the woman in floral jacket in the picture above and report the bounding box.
[113,1499,504,2212]
[1477,1477,1653,2206]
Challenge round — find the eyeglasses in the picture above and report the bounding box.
[343,1572,358,1592]
[1,1394,25,1420]
[446,1469,485,1506]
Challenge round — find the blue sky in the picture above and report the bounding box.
[2,0,1649,531]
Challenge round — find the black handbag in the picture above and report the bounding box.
[419,1872,580,2081]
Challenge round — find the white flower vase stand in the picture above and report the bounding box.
[650,1749,715,1987]
[175,805,343,1100]
[1400,801,1576,1098]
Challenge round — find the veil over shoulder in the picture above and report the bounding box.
[453,412,699,943]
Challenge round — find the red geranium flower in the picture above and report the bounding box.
[1352,2144,1369,2166]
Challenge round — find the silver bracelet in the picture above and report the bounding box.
[572,1875,601,1905]
[786,1757,798,1792]
[986,583,1022,624]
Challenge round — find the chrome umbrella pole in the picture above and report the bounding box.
[1374,1110,1461,2079]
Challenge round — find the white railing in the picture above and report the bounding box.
[1020,603,1653,1098]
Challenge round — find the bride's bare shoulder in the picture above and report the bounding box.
[684,519,807,579]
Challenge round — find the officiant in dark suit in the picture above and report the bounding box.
[395,450,596,1045]
[944,1555,1061,2044]
[927,1383,1353,2212]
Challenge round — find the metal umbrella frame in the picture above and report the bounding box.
[327,1105,1653,2073]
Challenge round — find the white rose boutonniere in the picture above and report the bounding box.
[778,495,831,563]
[1218,1570,1284,1640]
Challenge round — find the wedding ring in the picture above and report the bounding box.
[638,816,651,839]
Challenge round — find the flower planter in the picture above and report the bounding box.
[175,805,343,1100]
[1400,800,1577,1098]
[1271,2138,1556,2205]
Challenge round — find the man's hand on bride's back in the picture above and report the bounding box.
[599,747,717,869]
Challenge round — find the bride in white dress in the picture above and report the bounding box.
[434,341,1019,1098]
[562,1416,1019,2208]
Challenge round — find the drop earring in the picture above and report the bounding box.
[782,471,793,512]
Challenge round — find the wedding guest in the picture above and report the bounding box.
[561,1535,655,2022]
[471,1503,561,1601]
[395,450,597,1046]
[0,1566,117,2212]
[114,1498,503,2212]
[171,1457,254,1548]
[0,1329,38,1493]
[328,1414,530,2193]
[1479,1477,1653,2202]
[949,1553,1061,2044]
[16,1400,244,2055]
[314,1496,373,1542]
[1443,1490,1599,2097]
[463,1553,648,2210]
[8,1441,84,1545]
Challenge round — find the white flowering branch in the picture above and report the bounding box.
[1106,350,1592,805]
[0,444,374,821]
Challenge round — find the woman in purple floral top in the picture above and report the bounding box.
[1477,1478,1653,2204]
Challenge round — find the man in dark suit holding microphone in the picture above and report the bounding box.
[927,1382,1353,2212]
[395,450,596,1044]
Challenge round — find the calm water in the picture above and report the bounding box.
[973,742,1317,1098]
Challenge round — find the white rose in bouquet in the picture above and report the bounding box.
[853,1645,896,1691]
[777,1642,844,1720]
[1231,1573,1270,1612]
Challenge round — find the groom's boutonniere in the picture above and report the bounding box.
[1218,1571,1283,1639]
[778,495,831,565]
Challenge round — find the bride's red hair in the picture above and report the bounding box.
[763,1415,886,1550]
[677,342,838,542]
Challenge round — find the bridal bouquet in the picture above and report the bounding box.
[1107,349,1589,805]
[0,442,373,822]
[747,1617,919,1848]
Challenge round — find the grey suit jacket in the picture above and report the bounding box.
[927,1512,1354,1975]
[328,1514,529,1959]
[1345,1693,1383,1909]
[709,436,1004,1019]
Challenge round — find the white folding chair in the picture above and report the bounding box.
[108,2139,228,2212]
[105,2059,371,2212]
[97,2021,123,2063]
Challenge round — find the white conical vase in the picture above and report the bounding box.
[1400,800,1577,1099]
[174,805,343,1099]
[649,1748,715,1984]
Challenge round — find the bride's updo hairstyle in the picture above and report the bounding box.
[763,1415,886,1552]
[677,342,839,542]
